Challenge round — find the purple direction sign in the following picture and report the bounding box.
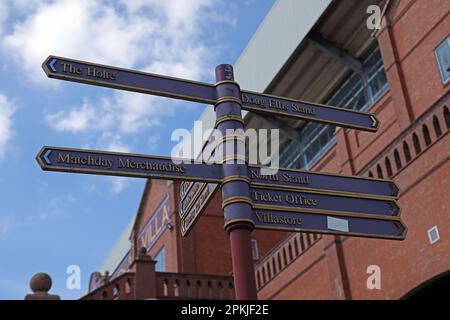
[248,166,399,199]
[42,56,216,105]
[250,186,400,218]
[179,136,220,220]
[42,56,379,132]
[36,146,223,183]
[181,183,218,237]
[251,209,407,240]
[180,181,212,219]
[240,90,379,132]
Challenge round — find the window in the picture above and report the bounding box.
[394,149,402,170]
[427,226,440,245]
[280,42,389,169]
[403,142,411,163]
[251,239,259,261]
[325,42,389,112]
[154,247,166,272]
[444,106,450,129]
[279,124,336,170]
[113,285,120,300]
[413,133,421,154]
[433,116,442,137]
[385,157,393,177]
[125,279,132,294]
[435,35,450,84]
[377,164,383,178]
[423,125,432,146]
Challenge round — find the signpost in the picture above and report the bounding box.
[38,55,406,300]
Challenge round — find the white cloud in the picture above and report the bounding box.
[0,93,15,160]
[11,0,45,12]
[97,132,130,153]
[111,177,129,194]
[0,194,75,236]
[3,0,157,84]
[2,0,233,192]
[0,1,8,35]
[0,216,15,236]
[3,0,225,84]
[45,100,95,133]
[147,133,161,151]
[0,212,47,236]
[4,0,230,136]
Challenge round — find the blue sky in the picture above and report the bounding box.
[0,0,275,299]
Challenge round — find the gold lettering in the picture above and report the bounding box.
[255,212,302,225]
[250,169,279,181]
[241,94,265,107]
[282,173,310,185]
[118,158,185,173]
[285,194,317,206]
[252,191,282,203]
[57,153,69,163]
[87,67,116,80]
[292,104,316,115]
[61,63,82,75]
[268,99,289,111]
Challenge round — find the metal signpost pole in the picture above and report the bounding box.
[214,64,257,300]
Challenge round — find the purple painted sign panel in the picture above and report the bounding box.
[42,56,216,105]
[240,90,379,132]
[250,186,400,218]
[252,209,406,240]
[42,56,380,132]
[179,135,220,219]
[248,166,399,198]
[181,183,218,237]
[36,146,223,183]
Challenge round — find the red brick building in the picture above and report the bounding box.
[86,0,450,300]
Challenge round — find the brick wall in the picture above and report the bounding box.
[256,0,450,300]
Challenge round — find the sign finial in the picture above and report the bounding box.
[215,64,234,81]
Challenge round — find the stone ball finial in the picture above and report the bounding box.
[138,247,147,255]
[30,273,52,293]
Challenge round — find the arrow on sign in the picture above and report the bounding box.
[49,58,57,72]
[251,209,407,240]
[43,149,52,165]
[36,146,224,183]
[370,115,378,128]
[42,55,380,132]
